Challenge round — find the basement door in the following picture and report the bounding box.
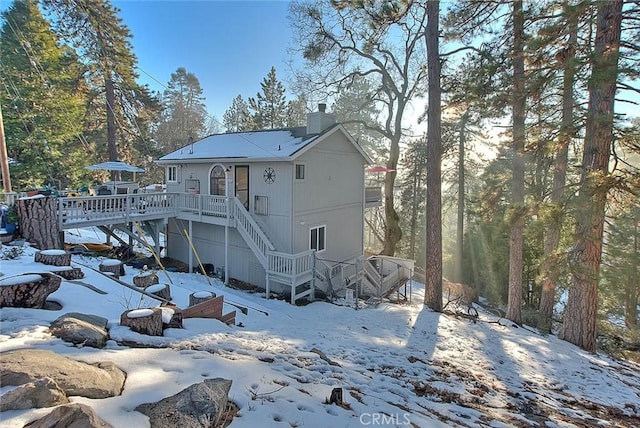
[235,165,249,210]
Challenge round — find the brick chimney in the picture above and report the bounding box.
[306,103,336,134]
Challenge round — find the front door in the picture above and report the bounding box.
[235,165,249,210]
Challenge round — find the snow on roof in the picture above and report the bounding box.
[158,127,320,163]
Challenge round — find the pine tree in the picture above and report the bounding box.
[155,67,208,153]
[223,95,251,133]
[43,0,159,179]
[0,0,91,190]
[560,0,624,352]
[248,66,288,130]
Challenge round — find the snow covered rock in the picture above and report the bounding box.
[49,312,110,348]
[135,378,232,428]
[0,377,69,411]
[24,403,112,428]
[0,349,125,399]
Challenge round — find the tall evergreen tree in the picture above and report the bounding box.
[424,0,443,311]
[0,0,91,190]
[43,0,159,179]
[560,0,623,352]
[155,67,208,153]
[223,95,251,133]
[248,66,288,130]
[506,0,526,325]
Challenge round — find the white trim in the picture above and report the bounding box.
[295,162,306,181]
[309,224,326,253]
[167,166,178,183]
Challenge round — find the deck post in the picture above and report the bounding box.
[188,220,194,274]
[224,199,229,286]
[265,274,270,299]
[310,251,316,301]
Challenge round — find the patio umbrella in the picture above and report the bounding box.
[85,161,145,181]
[85,161,145,173]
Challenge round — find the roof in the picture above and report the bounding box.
[156,124,372,164]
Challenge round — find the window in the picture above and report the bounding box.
[167,166,177,182]
[295,163,305,180]
[210,165,226,196]
[255,195,268,215]
[309,225,326,252]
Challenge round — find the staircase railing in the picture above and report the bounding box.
[230,197,275,268]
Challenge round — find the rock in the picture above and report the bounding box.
[0,377,69,411]
[0,272,61,308]
[49,312,110,348]
[24,403,112,428]
[0,349,125,399]
[135,378,232,428]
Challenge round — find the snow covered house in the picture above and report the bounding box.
[156,105,380,302]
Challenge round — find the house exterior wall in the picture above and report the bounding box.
[245,161,293,252]
[293,130,366,264]
[166,219,268,288]
[162,127,366,289]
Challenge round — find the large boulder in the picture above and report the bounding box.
[135,378,232,428]
[24,403,112,428]
[0,349,125,399]
[0,377,69,411]
[49,312,110,348]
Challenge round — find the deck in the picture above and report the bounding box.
[57,192,409,304]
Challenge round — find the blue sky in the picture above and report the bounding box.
[112,0,296,120]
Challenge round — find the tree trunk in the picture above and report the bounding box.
[105,76,118,180]
[0,273,61,309]
[382,155,402,256]
[560,0,622,352]
[455,112,468,283]
[424,0,442,311]
[506,0,525,325]
[538,1,577,334]
[16,197,61,250]
[626,218,639,329]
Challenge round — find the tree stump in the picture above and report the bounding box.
[99,259,125,278]
[133,272,159,288]
[51,267,85,280]
[188,291,216,307]
[146,283,171,301]
[160,303,183,329]
[16,196,61,250]
[120,308,163,336]
[0,273,62,308]
[329,387,343,405]
[35,249,72,266]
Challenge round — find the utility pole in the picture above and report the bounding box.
[0,104,13,194]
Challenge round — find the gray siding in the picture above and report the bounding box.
[293,131,365,262]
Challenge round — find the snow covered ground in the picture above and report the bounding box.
[1,228,639,427]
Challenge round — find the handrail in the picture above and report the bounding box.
[231,197,275,268]
[267,249,314,279]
